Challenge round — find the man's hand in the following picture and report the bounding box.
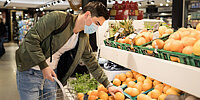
[42,67,57,82]
[108,86,123,97]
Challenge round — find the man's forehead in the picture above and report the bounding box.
[94,16,106,26]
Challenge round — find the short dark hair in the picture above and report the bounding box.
[81,1,109,20]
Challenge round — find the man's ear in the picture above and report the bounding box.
[84,11,91,18]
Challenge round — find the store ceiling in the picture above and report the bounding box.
[0,0,172,10]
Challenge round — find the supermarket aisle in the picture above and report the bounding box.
[0,43,20,100]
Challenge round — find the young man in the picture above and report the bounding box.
[0,18,6,57]
[16,1,122,100]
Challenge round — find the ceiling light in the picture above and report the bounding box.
[160,3,163,6]
[36,9,39,11]
[47,4,50,7]
[40,8,44,11]
[166,4,169,6]
[13,6,16,9]
[166,0,170,3]
[138,2,142,6]
[3,0,10,7]
[7,0,10,3]
[151,1,155,5]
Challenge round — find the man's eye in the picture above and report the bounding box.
[96,22,101,26]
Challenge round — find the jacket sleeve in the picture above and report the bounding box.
[81,39,110,87]
[23,11,60,70]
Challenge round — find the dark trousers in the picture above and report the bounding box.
[0,37,5,57]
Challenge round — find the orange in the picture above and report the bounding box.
[126,71,133,78]
[119,73,127,82]
[87,91,92,95]
[115,74,120,79]
[90,90,98,97]
[196,23,200,31]
[165,39,175,44]
[124,88,139,97]
[137,76,145,82]
[125,78,133,84]
[144,78,153,84]
[135,37,146,46]
[146,45,153,55]
[180,31,190,39]
[151,89,161,99]
[152,39,165,49]
[108,96,114,100]
[181,37,197,47]
[115,92,125,100]
[142,32,151,42]
[88,95,98,100]
[165,29,174,34]
[169,32,181,40]
[99,91,108,100]
[182,46,193,54]
[125,37,132,44]
[178,27,187,32]
[154,84,164,93]
[98,84,108,93]
[193,40,200,56]
[133,83,143,92]
[137,94,152,100]
[113,78,121,86]
[146,76,154,81]
[127,81,136,88]
[171,87,181,93]
[170,56,179,62]
[163,85,171,94]
[142,82,152,91]
[190,31,200,40]
[164,40,173,51]
[77,93,84,100]
[136,74,143,80]
[153,80,161,87]
[117,38,125,43]
[170,40,184,53]
[158,94,167,100]
[166,88,179,95]
[159,26,167,35]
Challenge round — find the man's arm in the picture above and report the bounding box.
[23,11,60,70]
[81,39,110,87]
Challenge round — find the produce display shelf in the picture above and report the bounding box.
[100,45,200,98]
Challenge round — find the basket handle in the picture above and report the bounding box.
[53,77,67,100]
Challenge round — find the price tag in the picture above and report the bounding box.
[128,34,137,39]
[114,32,120,37]
[118,28,124,33]
[154,42,158,54]
[153,31,159,40]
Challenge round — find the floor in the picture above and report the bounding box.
[0,43,20,100]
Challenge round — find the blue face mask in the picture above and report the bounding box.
[84,20,99,34]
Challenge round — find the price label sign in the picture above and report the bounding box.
[114,32,120,37]
[118,28,124,33]
[128,34,137,39]
[153,31,159,40]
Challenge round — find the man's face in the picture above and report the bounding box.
[85,15,106,27]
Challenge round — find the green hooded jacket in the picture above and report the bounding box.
[15,11,110,87]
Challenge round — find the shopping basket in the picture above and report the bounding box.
[36,77,77,100]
